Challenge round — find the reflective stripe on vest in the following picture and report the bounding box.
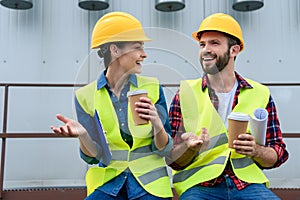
[76,75,172,198]
[173,156,227,183]
[232,156,254,169]
[110,144,158,161]
[138,166,169,185]
[174,78,270,196]
[111,146,169,186]
[111,150,128,161]
[129,144,153,161]
[199,132,228,154]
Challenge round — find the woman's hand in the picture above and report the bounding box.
[50,114,87,137]
[135,96,168,150]
[134,96,163,132]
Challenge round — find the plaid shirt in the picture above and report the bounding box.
[168,72,289,190]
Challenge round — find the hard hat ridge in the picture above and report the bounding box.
[192,13,244,51]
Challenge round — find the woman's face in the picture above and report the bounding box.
[116,41,147,74]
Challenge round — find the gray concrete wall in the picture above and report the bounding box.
[0,0,299,189]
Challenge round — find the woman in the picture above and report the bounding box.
[51,12,173,200]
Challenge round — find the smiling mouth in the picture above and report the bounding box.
[202,57,215,61]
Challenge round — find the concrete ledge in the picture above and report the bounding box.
[2,187,300,200]
[3,187,87,200]
[271,188,300,200]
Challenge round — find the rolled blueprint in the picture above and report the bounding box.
[249,108,268,145]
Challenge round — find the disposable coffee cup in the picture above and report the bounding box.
[127,90,148,125]
[227,112,249,148]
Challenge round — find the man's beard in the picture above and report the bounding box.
[200,49,230,75]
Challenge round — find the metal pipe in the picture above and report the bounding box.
[0,85,9,199]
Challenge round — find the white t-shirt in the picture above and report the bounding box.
[215,80,238,128]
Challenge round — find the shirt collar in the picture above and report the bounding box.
[97,70,138,90]
[201,71,253,91]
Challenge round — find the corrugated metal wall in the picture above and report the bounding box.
[0,0,299,189]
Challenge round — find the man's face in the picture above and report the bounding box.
[199,32,230,75]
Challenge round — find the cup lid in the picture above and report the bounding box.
[227,112,249,121]
[127,90,148,97]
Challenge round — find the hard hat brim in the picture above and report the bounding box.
[91,28,151,49]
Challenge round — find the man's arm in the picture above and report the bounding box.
[233,133,278,168]
[233,95,289,168]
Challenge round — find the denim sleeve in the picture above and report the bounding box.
[152,86,174,156]
[75,97,102,164]
[152,134,173,157]
[79,148,100,165]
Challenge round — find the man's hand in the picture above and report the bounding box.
[181,128,209,152]
[233,133,257,157]
[167,128,210,169]
[233,133,278,168]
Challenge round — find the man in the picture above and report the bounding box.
[167,13,289,199]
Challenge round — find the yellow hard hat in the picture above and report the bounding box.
[192,13,244,51]
[91,12,151,49]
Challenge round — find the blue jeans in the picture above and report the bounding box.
[180,175,280,200]
[85,185,171,200]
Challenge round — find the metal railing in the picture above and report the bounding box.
[1,82,300,199]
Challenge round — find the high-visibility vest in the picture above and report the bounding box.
[173,78,270,196]
[76,75,172,198]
